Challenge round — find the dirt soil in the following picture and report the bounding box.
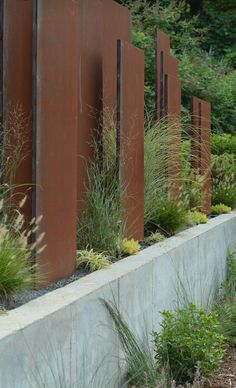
[204,348,236,388]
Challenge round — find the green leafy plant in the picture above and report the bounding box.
[77,249,111,272]
[145,232,166,244]
[119,238,140,256]
[212,134,236,156]
[211,203,231,215]
[187,211,208,226]
[153,304,226,384]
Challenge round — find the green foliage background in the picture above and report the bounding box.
[117,0,236,134]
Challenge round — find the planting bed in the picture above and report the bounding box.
[204,348,236,387]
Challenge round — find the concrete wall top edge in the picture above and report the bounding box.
[0,212,235,340]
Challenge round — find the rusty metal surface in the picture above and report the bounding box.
[166,74,182,200]
[155,29,170,120]
[34,0,78,282]
[102,0,131,110]
[191,97,211,214]
[77,0,131,214]
[2,0,32,220]
[117,40,144,240]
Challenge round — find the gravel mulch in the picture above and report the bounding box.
[204,348,236,388]
[1,268,89,311]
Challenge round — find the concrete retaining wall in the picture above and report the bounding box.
[0,213,236,388]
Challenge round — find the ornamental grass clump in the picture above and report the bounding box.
[0,200,45,303]
[77,112,123,259]
[214,248,236,346]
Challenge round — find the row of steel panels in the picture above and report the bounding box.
[1,0,144,282]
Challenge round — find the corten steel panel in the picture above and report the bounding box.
[77,0,103,215]
[191,96,202,172]
[155,29,170,120]
[102,0,131,110]
[117,40,144,240]
[165,74,182,200]
[191,97,211,214]
[34,0,78,282]
[2,0,32,221]
[76,0,131,215]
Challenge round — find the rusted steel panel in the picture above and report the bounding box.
[77,0,103,214]
[117,40,144,240]
[163,52,178,79]
[191,96,202,171]
[34,0,78,282]
[2,0,32,220]
[166,74,182,200]
[191,97,211,214]
[102,0,131,110]
[77,0,131,214]
[155,29,170,120]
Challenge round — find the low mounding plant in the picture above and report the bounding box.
[153,304,226,384]
[145,232,166,244]
[119,238,140,256]
[187,211,208,226]
[211,203,231,215]
[77,249,111,272]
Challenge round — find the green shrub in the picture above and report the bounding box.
[146,198,187,235]
[211,203,231,215]
[77,249,111,272]
[153,304,226,384]
[187,211,208,226]
[212,134,236,156]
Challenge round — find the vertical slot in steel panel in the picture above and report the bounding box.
[155,29,170,120]
[191,96,211,214]
[166,74,182,200]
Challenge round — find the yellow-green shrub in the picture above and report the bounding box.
[211,203,231,215]
[119,238,140,256]
[187,211,208,226]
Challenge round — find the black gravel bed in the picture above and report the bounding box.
[1,268,89,311]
